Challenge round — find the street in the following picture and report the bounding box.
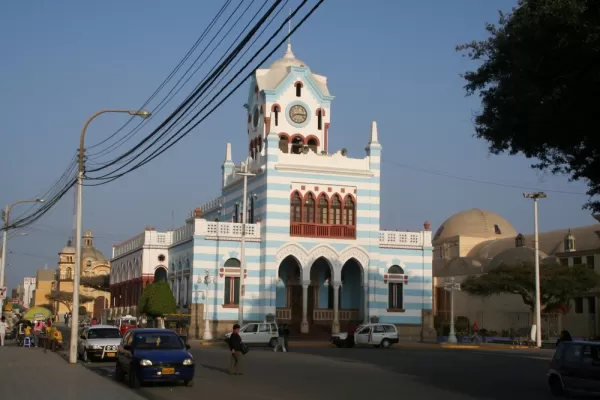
[75,345,557,400]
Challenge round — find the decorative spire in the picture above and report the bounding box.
[284,8,295,59]
[225,142,232,162]
[370,120,379,143]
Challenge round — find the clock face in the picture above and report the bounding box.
[253,107,259,128]
[289,105,307,124]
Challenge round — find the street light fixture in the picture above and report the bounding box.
[523,191,547,348]
[199,270,217,340]
[69,109,151,365]
[444,277,461,344]
[0,199,44,310]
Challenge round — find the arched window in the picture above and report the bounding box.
[291,136,304,154]
[317,109,323,130]
[303,194,316,223]
[66,267,72,280]
[249,196,255,224]
[295,82,302,97]
[307,138,318,153]
[387,265,404,311]
[86,260,92,268]
[290,192,302,222]
[279,135,289,153]
[331,195,342,225]
[317,194,329,224]
[343,196,355,225]
[224,258,241,306]
[274,105,280,126]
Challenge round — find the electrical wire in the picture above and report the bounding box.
[85,0,235,154]
[87,0,318,184]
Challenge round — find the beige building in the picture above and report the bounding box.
[32,269,56,308]
[55,231,111,319]
[433,209,600,338]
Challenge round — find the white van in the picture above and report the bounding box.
[332,323,399,348]
[224,322,279,347]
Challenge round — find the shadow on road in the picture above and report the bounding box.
[198,363,229,375]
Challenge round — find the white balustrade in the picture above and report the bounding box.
[197,220,261,241]
[379,230,430,249]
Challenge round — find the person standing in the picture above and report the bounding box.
[0,316,7,347]
[228,324,244,375]
[283,324,290,352]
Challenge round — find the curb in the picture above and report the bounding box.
[192,340,335,348]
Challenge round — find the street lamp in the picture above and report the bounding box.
[70,109,151,365]
[523,191,547,348]
[236,160,255,326]
[0,199,43,311]
[199,270,217,340]
[444,277,461,344]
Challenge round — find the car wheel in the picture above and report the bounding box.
[115,362,124,382]
[381,339,391,348]
[184,379,195,387]
[549,376,564,397]
[269,338,278,348]
[129,368,141,389]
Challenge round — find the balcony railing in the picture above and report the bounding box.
[290,222,356,239]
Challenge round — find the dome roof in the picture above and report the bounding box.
[433,208,517,243]
[60,239,75,254]
[82,246,106,263]
[487,246,548,270]
[269,44,307,69]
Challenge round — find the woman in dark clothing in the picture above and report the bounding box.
[556,330,573,347]
[228,324,244,375]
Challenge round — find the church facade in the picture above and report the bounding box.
[109,45,434,339]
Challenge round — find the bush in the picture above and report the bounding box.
[138,281,176,317]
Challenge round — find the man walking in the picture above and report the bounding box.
[228,324,244,375]
[0,316,7,347]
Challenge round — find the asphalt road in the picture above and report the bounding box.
[76,344,558,400]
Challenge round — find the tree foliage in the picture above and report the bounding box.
[80,275,110,291]
[462,263,600,312]
[457,0,600,211]
[138,281,176,317]
[45,291,94,313]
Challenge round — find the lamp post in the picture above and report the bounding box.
[236,160,255,326]
[444,277,461,343]
[69,109,151,365]
[523,191,547,348]
[0,199,44,311]
[200,269,217,340]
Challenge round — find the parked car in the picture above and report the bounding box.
[115,328,194,389]
[77,325,122,362]
[548,340,600,396]
[224,322,279,347]
[331,323,399,348]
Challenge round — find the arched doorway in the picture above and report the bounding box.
[309,257,334,334]
[276,256,302,332]
[340,258,363,330]
[154,266,167,282]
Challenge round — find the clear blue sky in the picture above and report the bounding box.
[0,0,594,291]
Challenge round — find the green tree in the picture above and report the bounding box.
[138,281,176,318]
[462,263,600,313]
[457,0,600,211]
[80,275,110,291]
[45,291,94,313]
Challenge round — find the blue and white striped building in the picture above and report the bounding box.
[109,44,433,339]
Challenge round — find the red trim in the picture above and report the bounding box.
[278,133,290,141]
[290,223,356,239]
[290,134,305,144]
[302,192,316,223]
[264,117,271,134]
[271,104,281,112]
[342,193,356,225]
[294,81,304,88]
[316,108,326,116]
[324,123,330,152]
[260,104,264,114]
[306,135,320,146]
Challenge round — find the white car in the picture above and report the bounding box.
[331,323,399,348]
[224,322,279,347]
[77,324,122,362]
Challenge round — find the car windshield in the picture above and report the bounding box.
[88,328,121,339]
[134,333,184,350]
[122,319,136,325]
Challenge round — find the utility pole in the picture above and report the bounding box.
[523,191,547,348]
[237,160,255,326]
[69,109,151,365]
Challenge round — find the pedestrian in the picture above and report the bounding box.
[556,330,573,347]
[228,323,245,375]
[0,316,7,347]
[275,324,286,352]
[283,324,290,352]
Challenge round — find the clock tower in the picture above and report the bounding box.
[245,43,335,162]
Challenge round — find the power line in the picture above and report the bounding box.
[383,160,588,195]
[87,0,320,185]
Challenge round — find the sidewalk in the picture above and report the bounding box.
[0,344,145,400]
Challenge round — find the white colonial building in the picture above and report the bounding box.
[108,44,434,339]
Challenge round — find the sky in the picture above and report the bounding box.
[0,0,595,291]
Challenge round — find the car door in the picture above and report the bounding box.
[119,331,133,373]
[579,344,600,392]
[257,323,271,343]
[355,326,371,345]
[370,324,386,345]
[560,343,584,390]
[383,325,398,340]
[78,328,88,356]
[240,323,259,344]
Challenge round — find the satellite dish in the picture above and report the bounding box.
[341,148,348,156]
[302,145,310,154]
